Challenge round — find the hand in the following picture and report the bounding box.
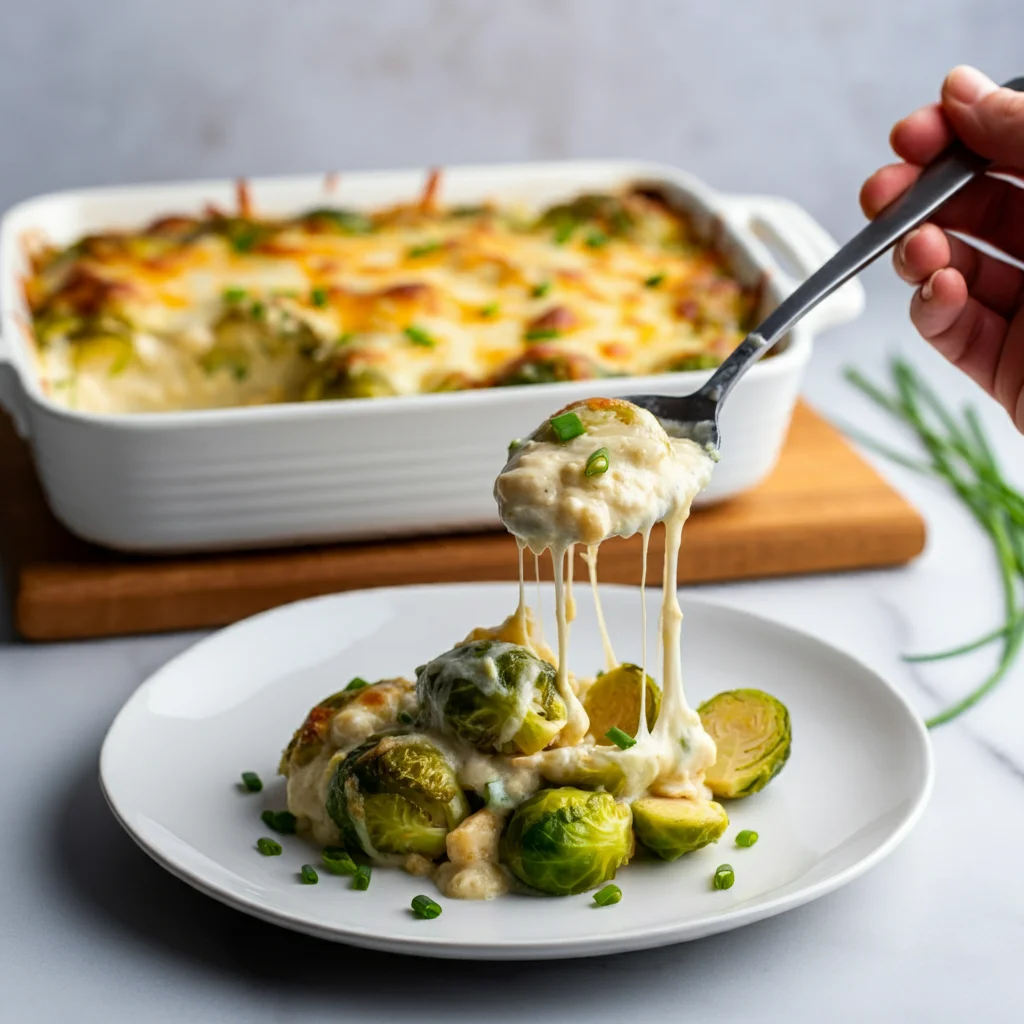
[860,66,1024,429]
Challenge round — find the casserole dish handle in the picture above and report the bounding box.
[0,333,30,438]
[721,195,867,335]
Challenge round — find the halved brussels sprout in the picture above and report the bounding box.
[631,797,728,861]
[501,787,633,895]
[278,678,414,773]
[584,664,661,743]
[698,689,792,799]
[491,346,602,387]
[416,640,567,756]
[326,732,469,860]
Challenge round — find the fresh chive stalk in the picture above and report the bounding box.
[256,837,282,856]
[713,864,735,890]
[585,447,610,477]
[605,726,636,750]
[593,884,622,906]
[411,894,442,918]
[550,411,585,442]
[261,810,297,834]
[735,830,758,848]
[844,359,1024,728]
[240,771,263,793]
[300,864,319,884]
[352,864,372,891]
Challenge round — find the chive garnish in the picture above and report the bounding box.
[735,830,759,848]
[411,894,442,919]
[525,327,561,342]
[644,273,665,288]
[352,864,372,891]
[550,411,585,442]
[223,286,247,303]
[552,221,575,245]
[240,771,263,793]
[310,286,329,307]
[531,281,552,298]
[300,864,319,884]
[408,240,442,258]
[256,837,282,856]
[713,864,735,890]
[585,231,609,249]
[404,325,436,348]
[321,847,358,875]
[593,884,622,906]
[605,726,636,750]
[480,301,500,318]
[507,438,523,459]
[346,677,370,691]
[585,447,610,477]
[249,300,266,320]
[261,810,297,834]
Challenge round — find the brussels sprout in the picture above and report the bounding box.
[583,664,661,743]
[279,678,413,773]
[501,787,633,895]
[326,733,469,860]
[306,365,398,401]
[698,689,792,799]
[492,346,603,388]
[416,640,567,756]
[536,194,636,239]
[631,798,729,861]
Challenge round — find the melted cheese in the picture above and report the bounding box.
[25,185,756,413]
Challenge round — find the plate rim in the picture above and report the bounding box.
[99,582,934,959]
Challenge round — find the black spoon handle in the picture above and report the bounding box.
[698,74,1024,407]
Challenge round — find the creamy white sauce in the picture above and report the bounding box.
[495,399,718,802]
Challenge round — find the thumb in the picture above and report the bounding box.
[941,66,1024,167]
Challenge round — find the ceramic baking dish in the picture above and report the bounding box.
[0,162,864,553]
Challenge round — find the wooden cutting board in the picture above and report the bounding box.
[0,401,925,642]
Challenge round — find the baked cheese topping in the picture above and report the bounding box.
[23,176,756,413]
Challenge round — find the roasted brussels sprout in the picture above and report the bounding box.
[416,640,567,756]
[326,732,469,860]
[501,787,633,895]
[583,664,661,743]
[279,678,414,773]
[491,346,603,387]
[698,689,792,799]
[631,797,729,861]
[305,365,398,401]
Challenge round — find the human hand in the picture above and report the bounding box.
[860,66,1024,429]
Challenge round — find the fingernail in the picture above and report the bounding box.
[921,269,940,301]
[897,228,920,266]
[945,65,997,104]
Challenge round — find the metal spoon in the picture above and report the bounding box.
[628,75,1024,451]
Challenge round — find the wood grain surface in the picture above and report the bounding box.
[0,402,925,642]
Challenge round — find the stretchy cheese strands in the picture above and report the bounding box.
[583,545,617,672]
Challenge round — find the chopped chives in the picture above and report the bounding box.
[256,837,282,856]
[525,327,561,342]
[300,864,319,884]
[310,286,329,307]
[593,884,622,907]
[408,240,442,258]
[531,281,552,298]
[411,894,442,919]
[605,726,636,750]
[735,830,758,848]
[223,286,247,303]
[585,231,609,249]
[553,221,575,245]
[240,771,263,793]
[507,438,523,459]
[404,325,436,348]
[249,300,266,320]
[321,847,358,875]
[480,301,500,318]
[261,809,297,834]
[585,447,610,477]
[352,864,372,890]
[644,273,665,288]
[713,864,735,890]
[345,676,370,691]
[550,411,585,442]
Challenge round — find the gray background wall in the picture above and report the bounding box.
[2,0,1019,243]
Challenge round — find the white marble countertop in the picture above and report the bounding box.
[2,265,1022,1022]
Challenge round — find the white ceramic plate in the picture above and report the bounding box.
[100,583,932,960]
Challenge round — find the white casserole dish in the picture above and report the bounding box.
[0,162,864,553]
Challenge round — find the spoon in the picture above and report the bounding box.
[627,75,1024,451]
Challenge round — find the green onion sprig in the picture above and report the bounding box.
[240,771,263,793]
[735,830,758,848]
[352,864,372,891]
[411,894,442,918]
[550,411,585,442]
[322,847,358,875]
[585,447,610,477]
[593,884,622,906]
[605,726,636,750]
[300,864,319,884]
[261,810,298,834]
[712,864,734,890]
[844,359,1024,728]
[256,837,282,856]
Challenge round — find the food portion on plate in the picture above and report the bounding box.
[23,173,758,414]
[274,397,792,901]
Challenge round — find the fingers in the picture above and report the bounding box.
[910,268,1007,396]
[860,163,920,218]
[942,66,1024,167]
[893,224,1024,316]
[890,103,954,165]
